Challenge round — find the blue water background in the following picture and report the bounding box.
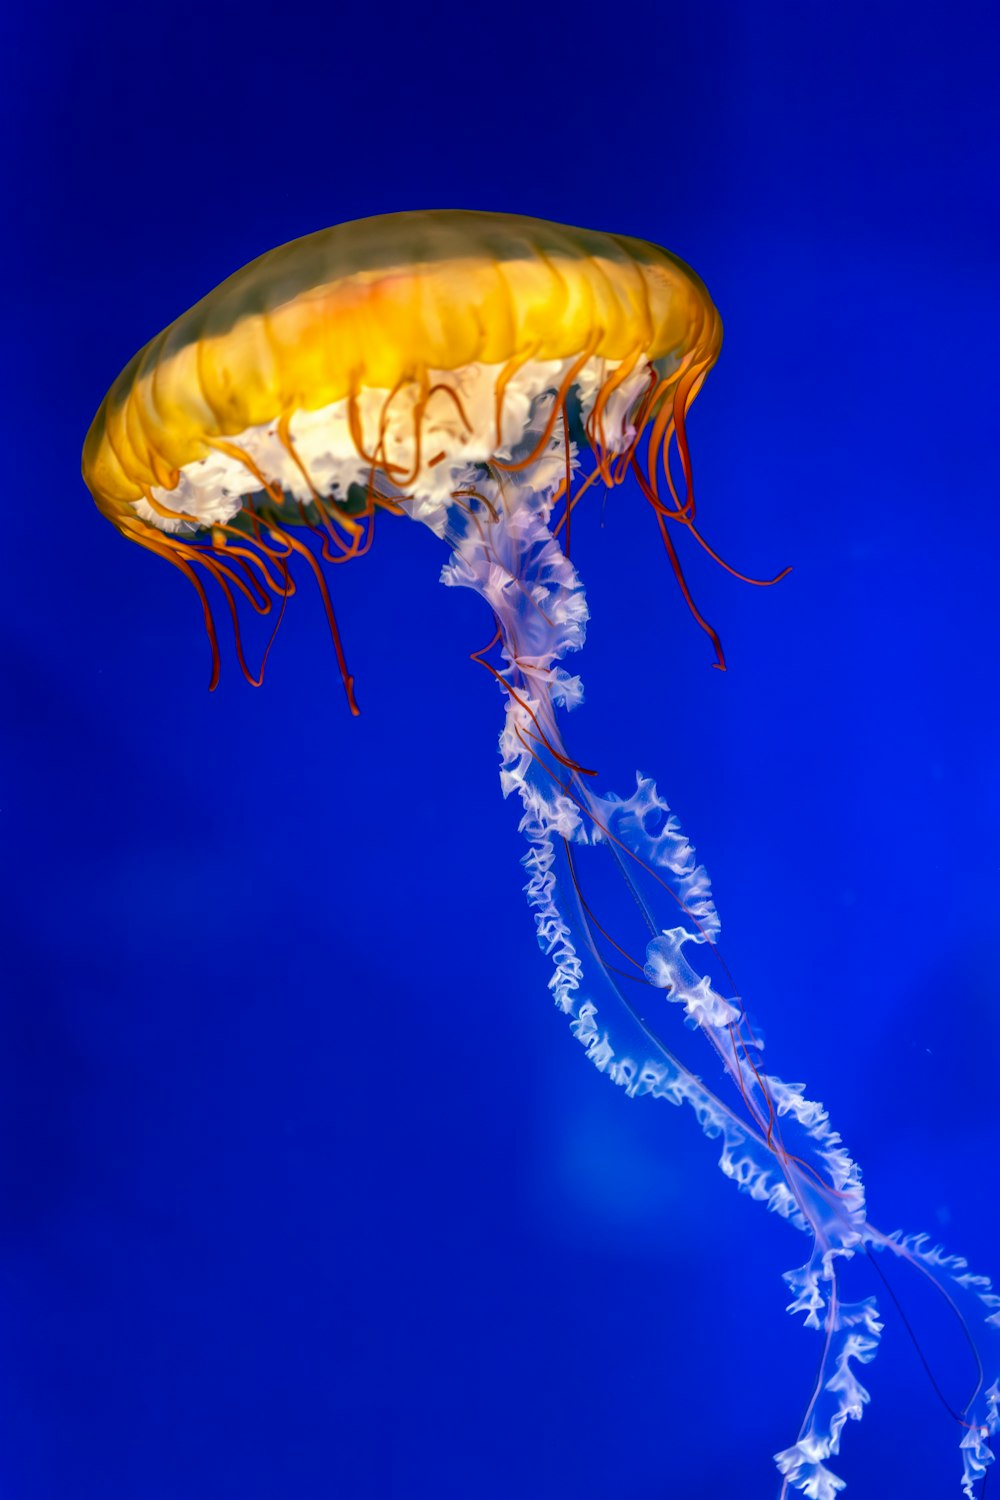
[2,4,998,1496]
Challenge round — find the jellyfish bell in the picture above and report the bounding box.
[81,209,721,527]
[81,210,726,705]
[83,211,999,1499]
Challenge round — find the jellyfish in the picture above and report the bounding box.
[82,210,998,1497]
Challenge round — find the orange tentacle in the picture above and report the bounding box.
[494,333,602,474]
[265,519,360,715]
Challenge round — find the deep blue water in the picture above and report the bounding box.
[2,4,998,1497]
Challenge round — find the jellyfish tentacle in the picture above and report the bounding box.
[263,517,359,715]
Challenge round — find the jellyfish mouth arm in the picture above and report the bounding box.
[435,409,999,1498]
[441,444,879,1493]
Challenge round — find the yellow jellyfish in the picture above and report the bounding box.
[83,211,999,1499]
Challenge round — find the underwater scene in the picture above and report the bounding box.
[3,4,997,1498]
